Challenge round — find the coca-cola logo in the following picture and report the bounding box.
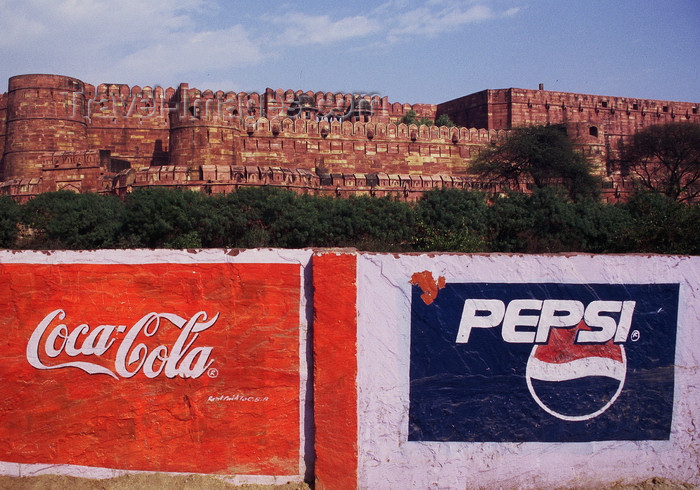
[26,309,219,379]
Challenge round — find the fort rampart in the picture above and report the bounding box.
[0,74,698,201]
[437,88,700,172]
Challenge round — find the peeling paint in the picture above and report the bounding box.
[409,270,446,305]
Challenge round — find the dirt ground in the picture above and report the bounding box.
[0,475,695,489]
[579,478,695,490]
[0,474,310,490]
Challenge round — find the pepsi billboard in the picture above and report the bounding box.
[409,283,679,442]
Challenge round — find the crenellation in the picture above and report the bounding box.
[0,73,697,201]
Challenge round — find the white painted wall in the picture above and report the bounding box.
[356,253,700,489]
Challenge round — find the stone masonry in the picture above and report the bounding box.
[0,74,698,202]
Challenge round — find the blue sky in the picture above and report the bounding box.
[0,0,698,104]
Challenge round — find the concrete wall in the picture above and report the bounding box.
[353,253,699,488]
[1,250,698,488]
[0,249,314,486]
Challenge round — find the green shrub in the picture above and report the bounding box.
[0,195,20,248]
[2,186,696,254]
[21,191,125,249]
[619,191,700,254]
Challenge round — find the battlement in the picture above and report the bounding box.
[34,77,437,128]
[508,87,699,115]
[438,87,700,131]
[41,149,102,169]
[114,163,521,201]
[0,74,698,202]
[242,116,502,140]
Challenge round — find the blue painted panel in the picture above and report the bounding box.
[409,283,679,442]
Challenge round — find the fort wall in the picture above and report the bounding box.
[3,75,88,180]
[0,75,444,182]
[0,74,697,201]
[236,118,501,176]
[0,92,7,163]
[438,88,700,131]
[438,88,700,166]
[168,83,241,172]
[83,83,171,171]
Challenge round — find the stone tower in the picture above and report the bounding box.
[3,74,88,180]
[168,83,241,174]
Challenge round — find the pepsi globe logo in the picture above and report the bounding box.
[409,282,679,442]
[455,298,636,421]
[525,320,627,421]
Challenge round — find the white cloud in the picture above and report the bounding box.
[269,13,381,47]
[0,0,262,88]
[372,0,410,16]
[111,25,263,83]
[386,2,520,42]
[0,0,203,49]
[0,0,522,92]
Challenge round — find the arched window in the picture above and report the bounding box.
[589,126,599,137]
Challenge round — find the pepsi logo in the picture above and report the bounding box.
[410,282,678,442]
[525,320,626,421]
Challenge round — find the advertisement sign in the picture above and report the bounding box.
[0,261,302,475]
[409,282,679,442]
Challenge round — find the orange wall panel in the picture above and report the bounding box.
[312,252,358,490]
[0,262,301,475]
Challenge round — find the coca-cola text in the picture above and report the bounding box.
[26,310,219,379]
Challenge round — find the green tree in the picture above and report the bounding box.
[0,195,20,248]
[472,124,601,201]
[341,195,414,251]
[569,198,632,253]
[265,191,320,248]
[435,114,456,127]
[216,186,287,248]
[413,189,488,252]
[486,191,538,252]
[269,194,414,250]
[618,191,700,254]
[486,187,628,253]
[122,188,207,248]
[620,122,700,202]
[21,191,125,249]
[195,193,249,248]
[215,186,318,248]
[401,109,434,127]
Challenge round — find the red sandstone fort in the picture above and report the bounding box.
[0,74,698,202]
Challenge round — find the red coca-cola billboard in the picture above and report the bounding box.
[0,256,304,476]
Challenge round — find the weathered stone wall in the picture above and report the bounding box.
[84,82,171,171]
[0,74,698,201]
[0,75,456,197]
[237,119,501,176]
[438,88,700,132]
[437,88,700,174]
[0,92,7,172]
[3,75,88,180]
